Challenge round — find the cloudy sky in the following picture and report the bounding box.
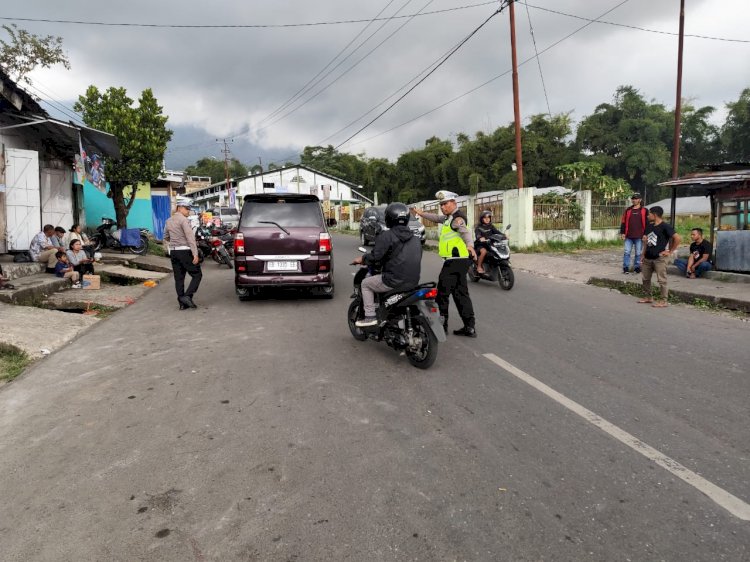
[12,0,750,169]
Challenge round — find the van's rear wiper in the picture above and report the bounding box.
[258,221,290,235]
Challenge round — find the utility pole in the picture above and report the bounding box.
[218,138,234,208]
[509,0,524,190]
[669,0,686,224]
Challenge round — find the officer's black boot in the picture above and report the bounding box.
[441,316,448,335]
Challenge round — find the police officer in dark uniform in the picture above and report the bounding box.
[412,190,478,337]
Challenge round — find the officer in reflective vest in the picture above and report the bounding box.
[412,190,478,337]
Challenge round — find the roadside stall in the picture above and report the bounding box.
[659,164,750,273]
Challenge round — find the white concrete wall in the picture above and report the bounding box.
[237,167,357,202]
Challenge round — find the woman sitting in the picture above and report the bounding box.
[66,240,95,279]
[474,210,502,274]
[63,224,95,258]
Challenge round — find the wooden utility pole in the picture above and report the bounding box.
[669,0,686,224]
[509,0,524,190]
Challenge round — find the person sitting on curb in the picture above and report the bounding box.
[638,206,681,308]
[53,251,82,288]
[63,224,95,258]
[674,228,712,279]
[29,225,65,273]
[66,240,95,279]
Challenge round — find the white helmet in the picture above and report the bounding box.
[175,197,193,209]
[435,190,458,202]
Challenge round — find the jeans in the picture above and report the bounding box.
[674,259,712,277]
[623,238,643,270]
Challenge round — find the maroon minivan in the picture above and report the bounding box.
[234,193,334,299]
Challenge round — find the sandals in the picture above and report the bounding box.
[651,301,668,308]
[637,298,652,304]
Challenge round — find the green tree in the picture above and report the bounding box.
[299,145,367,185]
[555,161,630,201]
[185,157,248,184]
[576,85,672,197]
[74,86,173,228]
[678,103,721,172]
[721,88,750,161]
[0,24,70,86]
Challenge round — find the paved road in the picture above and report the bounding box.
[1,234,748,561]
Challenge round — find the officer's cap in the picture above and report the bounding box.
[435,190,458,202]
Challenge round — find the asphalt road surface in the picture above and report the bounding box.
[1,234,748,561]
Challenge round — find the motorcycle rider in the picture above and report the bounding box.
[412,191,478,337]
[474,210,502,275]
[352,202,421,327]
[164,198,202,310]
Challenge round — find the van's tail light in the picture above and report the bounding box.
[234,232,245,255]
[319,232,331,253]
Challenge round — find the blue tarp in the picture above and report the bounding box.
[119,228,141,246]
[151,196,171,241]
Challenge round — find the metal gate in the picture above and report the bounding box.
[4,148,40,251]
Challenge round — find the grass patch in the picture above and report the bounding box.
[667,215,711,241]
[0,343,31,382]
[519,237,622,254]
[148,240,166,257]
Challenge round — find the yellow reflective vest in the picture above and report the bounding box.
[438,213,469,258]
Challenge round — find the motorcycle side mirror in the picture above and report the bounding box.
[505,224,512,231]
[357,246,367,253]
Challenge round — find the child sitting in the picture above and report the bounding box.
[54,251,81,288]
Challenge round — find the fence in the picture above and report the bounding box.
[532,203,581,230]
[475,193,503,225]
[591,203,627,229]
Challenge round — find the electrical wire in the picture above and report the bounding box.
[520,1,750,44]
[257,0,403,127]
[22,81,84,125]
[0,3,499,29]
[256,0,436,135]
[334,5,506,150]
[523,0,551,118]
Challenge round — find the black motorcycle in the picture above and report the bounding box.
[348,252,445,369]
[469,225,514,290]
[91,217,149,255]
[196,225,232,267]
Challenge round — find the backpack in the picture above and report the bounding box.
[13,251,33,263]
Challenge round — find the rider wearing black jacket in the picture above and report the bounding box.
[354,203,421,327]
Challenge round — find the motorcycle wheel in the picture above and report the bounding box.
[469,265,480,282]
[498,265,515,290]
[211,250,222,264]
[347,300,368,341]
[128,234,149,255]
[221,249,233,268]
[406,317,438,369]
[91,235,104,253]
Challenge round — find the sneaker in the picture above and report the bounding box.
[623,267,629,274]
[355,316,378,327]
[634,267,641,274]
[72,283,82,289]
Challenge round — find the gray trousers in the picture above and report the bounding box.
[361,274,393,316]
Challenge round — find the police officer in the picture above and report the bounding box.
[412,190,478,337]
[164,198,202,309]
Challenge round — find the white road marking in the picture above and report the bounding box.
[484,353,750,521]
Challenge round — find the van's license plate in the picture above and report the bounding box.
[267,261,297,271]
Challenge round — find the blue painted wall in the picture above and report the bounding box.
[83,181,154,231]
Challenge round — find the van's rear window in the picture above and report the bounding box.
[240,200,324,228]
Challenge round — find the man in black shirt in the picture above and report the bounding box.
[638,206,681,308]
[674,228,712,278]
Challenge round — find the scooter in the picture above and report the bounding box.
[469,225,514,290]
[91,217,149,255]
[348,248,446,369]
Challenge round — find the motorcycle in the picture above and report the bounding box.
[348,248,446,369]
[196,225,232,268]
[469,225,514,290]
[91,217,149,255]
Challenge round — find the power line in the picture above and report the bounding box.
[256,0,436,135]
[350,0,634,148]
[335,5,506,150]
[0,3,499,29]
[22,81,84,125]
[257,0,407,128]
[520,1,750,44]
[523,0,551,118]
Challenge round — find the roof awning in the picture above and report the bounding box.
[0,115,120,159]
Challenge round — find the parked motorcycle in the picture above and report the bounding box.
[91,217,149,255]
[469,225,514,290]
[196,225,232,268]
[348,248,445,369]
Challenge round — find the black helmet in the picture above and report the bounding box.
[385,202,410,228]
[480,210,492,221]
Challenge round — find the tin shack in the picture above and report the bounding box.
[659,164,750,273]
